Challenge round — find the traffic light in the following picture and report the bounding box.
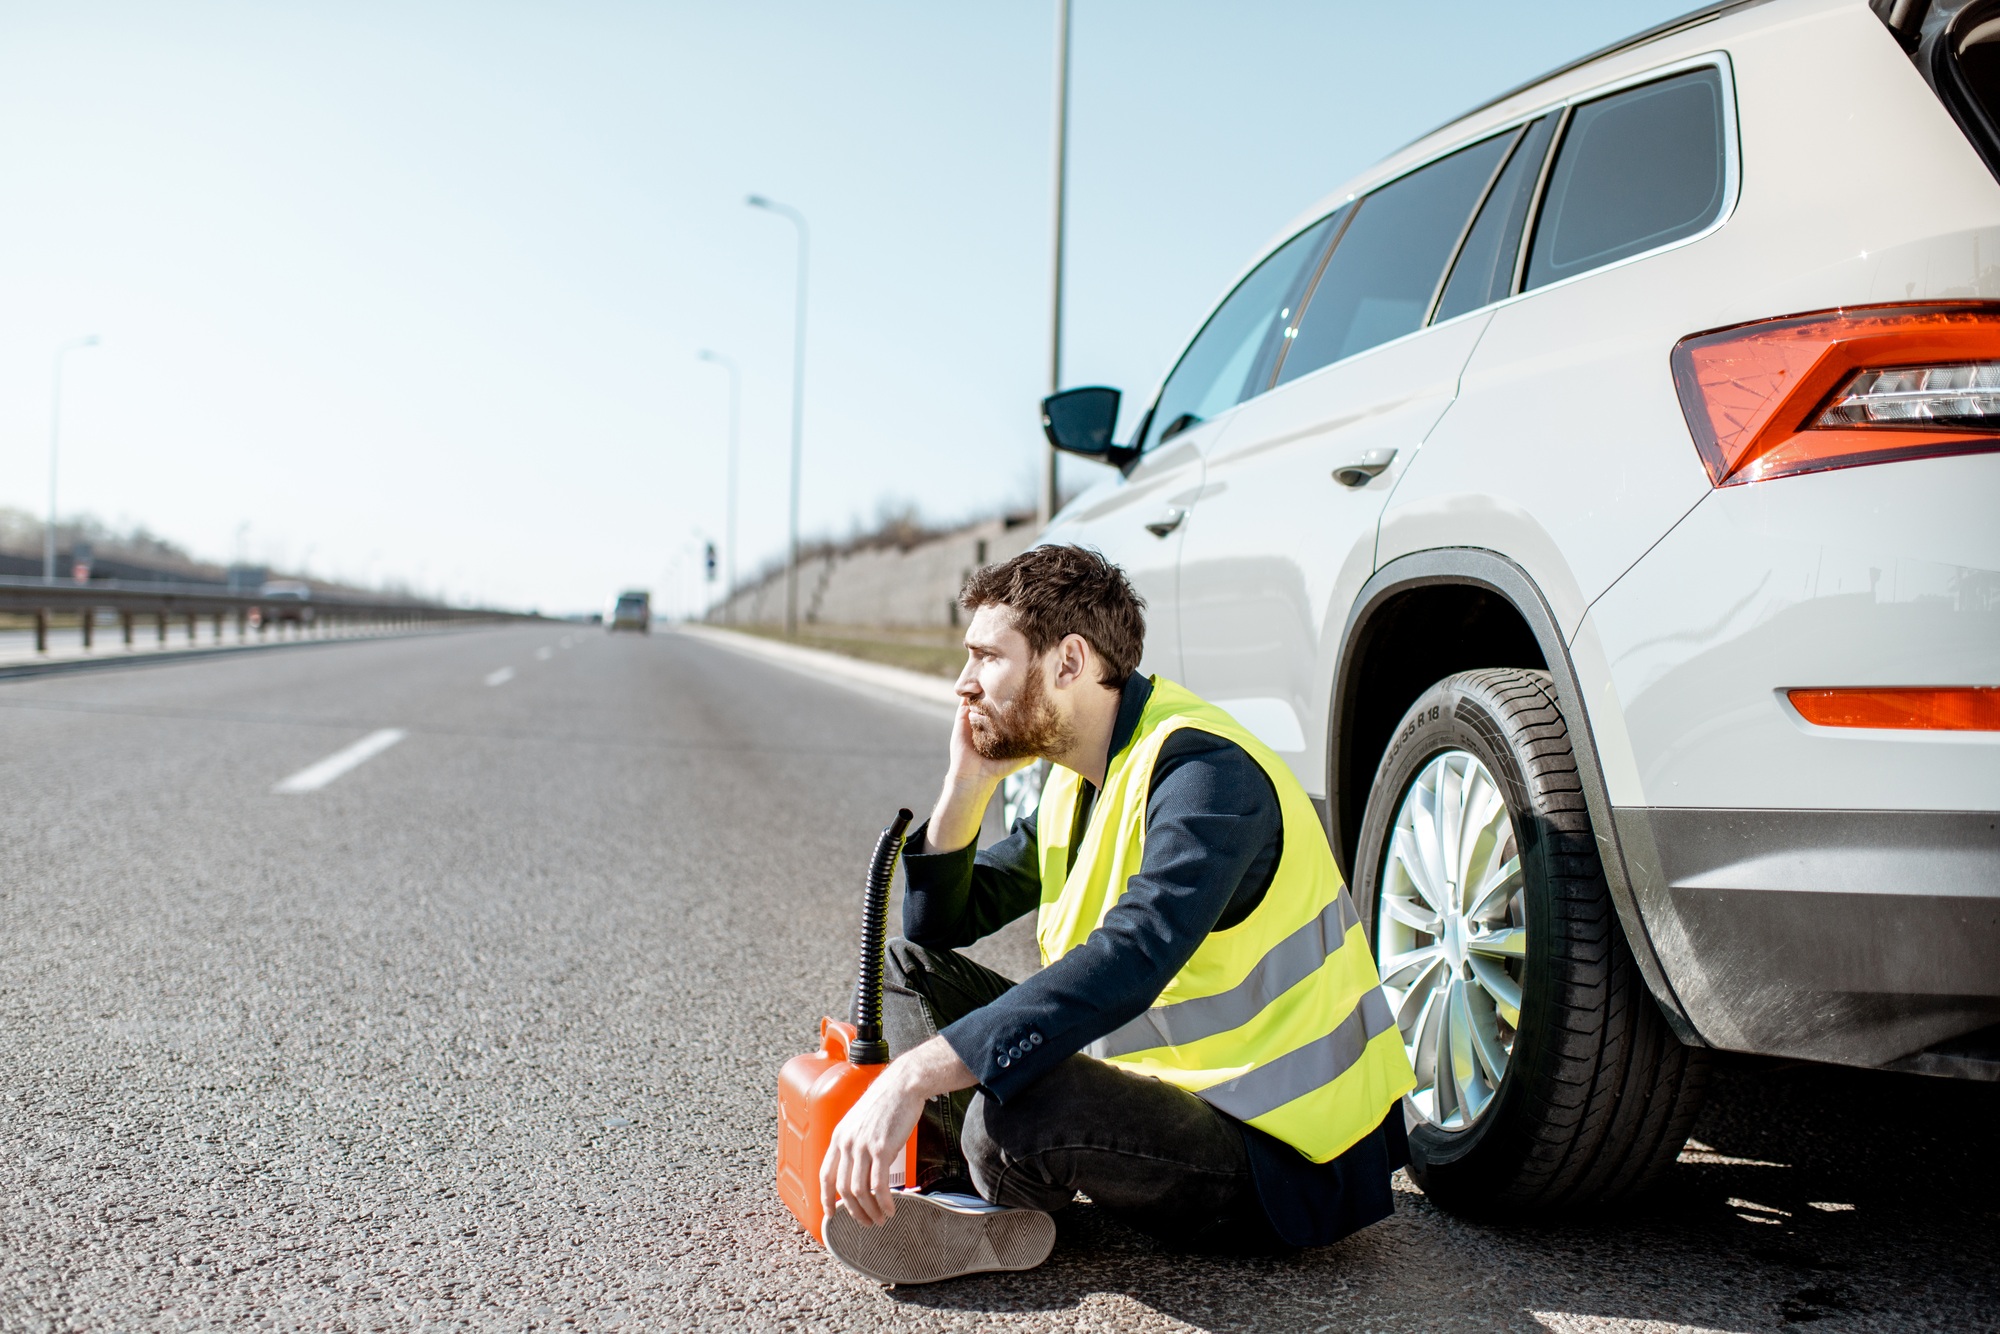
[704,542,718,582]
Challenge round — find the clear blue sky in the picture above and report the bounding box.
[0,1,1693,613]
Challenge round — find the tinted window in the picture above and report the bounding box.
[1949,19,2000,178]
[1432,115,1558,323]
[1524,67,1726,291]
[1275,132,1512,385]
[1140,216,1336,451]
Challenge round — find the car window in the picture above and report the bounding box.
[1523,67,1726,291]
[1274,132,1512,386]
[1431,114,1558,323]
[1139,215,1336,452]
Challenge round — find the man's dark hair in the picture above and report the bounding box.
[960,545,1146,687]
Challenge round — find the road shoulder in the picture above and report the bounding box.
[673,624,957,715]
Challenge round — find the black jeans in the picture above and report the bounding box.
[884,938,1286,1254]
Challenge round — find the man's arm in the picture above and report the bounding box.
[900,809,1040,947]
[820,700,1039,1226]
[927,695,1030,852]
[898,701,1043,948]
[818,1035,974,1227]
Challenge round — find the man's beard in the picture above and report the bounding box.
[967,666,1074,762]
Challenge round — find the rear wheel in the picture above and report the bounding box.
[1352,668,1708,1216]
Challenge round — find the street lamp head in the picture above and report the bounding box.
[698,348,716,361]
[81,335,100,347]
[746,193,806,237]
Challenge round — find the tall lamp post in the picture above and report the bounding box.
[1041,0,1072,528]
[747,193,809,637]
[46,334,101,583]
[697,349,741,625]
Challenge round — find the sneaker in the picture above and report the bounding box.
[823,1191,1055,1286]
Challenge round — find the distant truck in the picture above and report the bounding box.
[608,590,651,634]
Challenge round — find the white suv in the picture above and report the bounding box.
[1037,0,2000,1217]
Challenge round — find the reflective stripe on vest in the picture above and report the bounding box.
[1087,893,1361,1059]
[1195,988,1397,1124]
[1035,677,1415,1164]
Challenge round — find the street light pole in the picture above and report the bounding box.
[747,194,810,637]
[1041,0,1072,529]
[697,349,741,626]
[46,334,101,583]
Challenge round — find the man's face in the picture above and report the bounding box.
[956,605,1073,761]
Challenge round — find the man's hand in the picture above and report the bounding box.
[820,1036,976,1227]
[926,702,1030,855]
[949,697,1032,787]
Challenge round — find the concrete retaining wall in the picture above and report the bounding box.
[711,515,1039,628]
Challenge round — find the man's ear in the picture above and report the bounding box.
[1051,633,1093,691]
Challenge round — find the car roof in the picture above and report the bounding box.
[1259,0,1795,275]
[1400,0,1767,153]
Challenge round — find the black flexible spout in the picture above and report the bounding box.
[847,808,912,1065]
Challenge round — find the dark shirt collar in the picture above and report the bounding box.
[1100,672,1155,778]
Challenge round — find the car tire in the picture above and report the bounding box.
[1351,667,1709,1217]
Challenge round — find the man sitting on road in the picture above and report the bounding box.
[818,544,1416,1285]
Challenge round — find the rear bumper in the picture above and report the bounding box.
[1616,806,2000,1076]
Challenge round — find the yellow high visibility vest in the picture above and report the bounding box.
[1035,677,1415,1163]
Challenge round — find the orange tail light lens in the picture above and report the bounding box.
[1671,303,2000,485]
[1788,687,2000,731]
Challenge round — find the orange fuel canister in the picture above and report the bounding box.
[776,1017,920,1242]
[775,808,919,1243]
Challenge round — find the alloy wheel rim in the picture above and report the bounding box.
[1377,749,1527,1131]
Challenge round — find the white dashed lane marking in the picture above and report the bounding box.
[273,729,408,794]
[485,667,515,686]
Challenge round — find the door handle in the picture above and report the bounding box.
[1332,447,1398,488]
[1144,507,1187,538]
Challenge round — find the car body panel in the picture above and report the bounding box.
[1178,313,1493,793]
[1044,431,1212,680]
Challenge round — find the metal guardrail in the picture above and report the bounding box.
[0,575,531,654]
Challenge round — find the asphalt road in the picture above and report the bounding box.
[0,625,1993,1333]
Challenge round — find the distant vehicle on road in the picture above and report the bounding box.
[259,579,314,625]
[1037,0,2000,1220]
[608,590,651,634]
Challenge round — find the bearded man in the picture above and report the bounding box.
[819,544,1415,1286]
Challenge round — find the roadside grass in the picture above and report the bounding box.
[723,622,963,679]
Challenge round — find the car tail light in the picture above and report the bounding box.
[1788,687,2000,731]
[1671,304,2000,485]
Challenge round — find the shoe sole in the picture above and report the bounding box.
[824,1194,1055,1286]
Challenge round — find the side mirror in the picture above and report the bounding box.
[1040,386,1126,460]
